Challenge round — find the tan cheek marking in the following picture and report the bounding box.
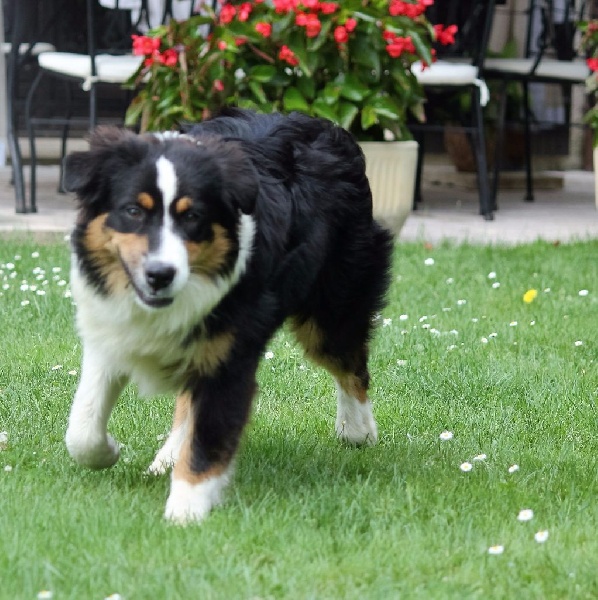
[186,224,232,276]
[174,196,193,214]
[138,192,155,211]
[83,214,148,294]
[192,331,235,377]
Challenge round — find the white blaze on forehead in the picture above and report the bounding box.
[156,155,178,206]
[151,156,189,290]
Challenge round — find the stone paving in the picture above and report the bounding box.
[1,164,597,244]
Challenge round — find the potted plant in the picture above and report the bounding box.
[125,0,456,233]
[580,18,598,209]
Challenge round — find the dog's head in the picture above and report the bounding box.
[64,127,258,309]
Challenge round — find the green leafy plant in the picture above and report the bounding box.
[579,19,598,145]
[125,0,456,140]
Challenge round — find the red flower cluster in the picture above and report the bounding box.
[279,44,299,66]
[389,0,433,18]
[383,30,416,58]
[132,34,178,67]
[295,12,323,38]
[587,57,598,72]
[273,0,337,13]
[333,18,357,45]
[434,24,458,46]
[255,21,272,37]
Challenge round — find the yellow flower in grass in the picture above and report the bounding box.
[523,289,538,303]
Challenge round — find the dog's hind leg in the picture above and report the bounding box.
[65,347,127,469]
[147,392,191,476]
[334,364,378,446]
[291,319,378,445]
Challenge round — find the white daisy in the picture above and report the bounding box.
[439,431,453,441]
[460,462,473,472]
[264,351,274,360]
[508,464,519,474]
[578,289,589,296]
[488,545,504,555]
[473,454,487,462]
[424,258,435,266]
[517,509,534,522]
[487,271,497,279]
[534,530,549,543]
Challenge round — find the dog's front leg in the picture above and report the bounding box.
[65,347,126,469]
[147,392,190,475]
[164,361,258,524]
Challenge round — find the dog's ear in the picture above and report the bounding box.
[62,151,97,193]
[63,127,147,194]
[218,142,259,215]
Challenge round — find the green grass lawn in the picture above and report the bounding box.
[0,235,597,599]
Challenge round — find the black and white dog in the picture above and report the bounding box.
[63,109,393,524]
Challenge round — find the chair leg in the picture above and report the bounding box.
[57,81,74,194]
[413,132,425,209]
[24,69,45,214]
[7,49,27,213]
[492,79,508,212]
[523,82,534,202]
[471,87,493,221]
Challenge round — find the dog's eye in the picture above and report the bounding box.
[181,210,201,224]
[123,205,145,220]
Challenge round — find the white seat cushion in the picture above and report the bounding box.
[411,60,480,86]
[1,42,56,55]
[484,57,589,82]
[37,52,143,84]
[411,60,490,106]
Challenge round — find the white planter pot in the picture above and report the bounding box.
[360,140,418,236]
[594,146,598,210]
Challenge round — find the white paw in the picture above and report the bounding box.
[336,401,378,446]
[147,455,174,476]
[164,471,231,525]
[65,432,120,469]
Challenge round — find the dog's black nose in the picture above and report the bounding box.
[145,262,176,291]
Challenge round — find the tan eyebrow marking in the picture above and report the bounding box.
[138,192,155,211]
[174,196,193,214]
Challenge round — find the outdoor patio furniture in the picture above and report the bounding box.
[7,0,199,213]
[411,0,497,221]
[484,0,589,204]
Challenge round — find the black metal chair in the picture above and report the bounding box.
[23,0,199,213]
[3,0,56,213]
[483,0,589,204]
[410,0,497,220]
